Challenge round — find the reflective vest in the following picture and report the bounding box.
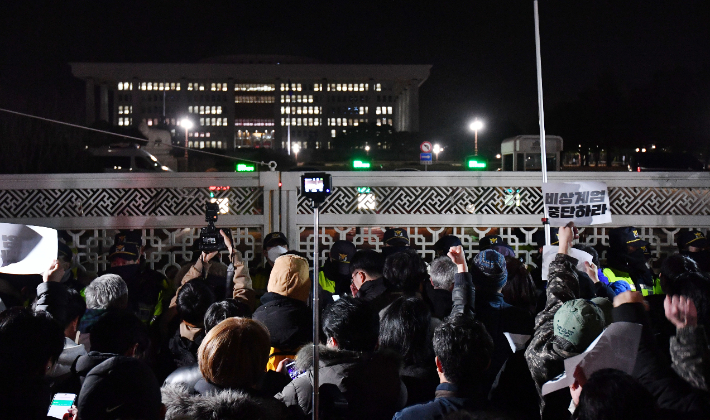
[602,267,663,296]
[318,270,336,294]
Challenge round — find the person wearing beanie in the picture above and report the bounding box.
[252,254,313,368]
[470,249,533,395]
[524,223,606,419]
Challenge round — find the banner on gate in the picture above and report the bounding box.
[542,182,611,226]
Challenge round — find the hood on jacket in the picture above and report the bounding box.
[162,383,287,420]
[294,343,403,372]
[268,254,311,303]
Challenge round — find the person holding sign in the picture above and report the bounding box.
[524,223,607,419]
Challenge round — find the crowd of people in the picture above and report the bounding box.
[1,224,709,419]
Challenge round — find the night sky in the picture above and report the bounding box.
[2,0,709,151]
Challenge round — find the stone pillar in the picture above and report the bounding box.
[99,84,109,122]
[85,78,95,125]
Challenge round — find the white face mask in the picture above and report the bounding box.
[267,246,288,264]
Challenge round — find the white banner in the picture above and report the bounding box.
[0,223,57,275]
[541,322,642,396]
[543,181,611,227]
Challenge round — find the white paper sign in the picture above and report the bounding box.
[541,246,593,281]
[0,223,57,275]
[542,182,611,227]
[504,332,532,353]
[541,322,642,395]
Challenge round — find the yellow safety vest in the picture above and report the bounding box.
[602,267,663,296]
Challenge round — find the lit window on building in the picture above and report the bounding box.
[331,129,336,137]
[280,83,302,92]
[200,118,205,126]
[388,106,393,114]
[200,141,205,149]
[235,119,275,126]
[314,83,322,91]
[188,141,193,148]
[235,95,275,103]
[375,83,382,92]
[118,82,133,90]
[235,83,275,91]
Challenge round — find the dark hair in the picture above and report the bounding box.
[573,368,658,420]
[501,256,537,315]
[670,272,710,327]
[379,296,433,365]
[65,288,87,329]
[177,281,216,327]
[350,249,385,279]
[322,297,379,352]
[433,314,493,388]
[573,244,599,267]
[90,310,150,358]
[383,249,428,294]
[660,253,699,294]
[0,308,65,419]
[204,299,252,332]
[0,308,64,378]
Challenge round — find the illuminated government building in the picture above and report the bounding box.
[71,56,431,151]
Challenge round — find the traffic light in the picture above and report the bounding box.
[466,157,487,170]
[353,160,371,170]
[236,163,255,172]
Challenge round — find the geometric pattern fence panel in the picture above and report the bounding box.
[298,186,544,215]
[609,187,710,215]
[0,187,263,218]
[63,227,262,283]
[298,186,710,216]
[297,225,708,270]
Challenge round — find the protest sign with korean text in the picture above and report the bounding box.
[542,182,611,226]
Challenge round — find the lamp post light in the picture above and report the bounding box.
[365,145,370,156]
[292,142,300,162]
[180,118,193,160]
[469,119,484,156]
[433,143,442,161]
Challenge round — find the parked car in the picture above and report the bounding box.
[628,152,704,172]
[88,145,172,172]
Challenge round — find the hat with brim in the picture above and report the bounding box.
[264,232,288,248]
[384,228,409,246]
[330,240,356,276]
[108,243,140,261]
[609,227,649,250]
[554,299,604,352]
[678,230,708,250]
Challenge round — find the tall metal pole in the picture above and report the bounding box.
[534,0,551,246]
[312,201,320,420]
[475,129,479,156]
[184,127,189,160]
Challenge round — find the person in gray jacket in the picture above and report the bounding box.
[276,297,407,420]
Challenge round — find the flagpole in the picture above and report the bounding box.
[534,0,551,246]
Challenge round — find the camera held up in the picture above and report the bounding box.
[199,202,228,252]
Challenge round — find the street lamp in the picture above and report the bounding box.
[365,145,370,156]
[433,144,442,161]
[180,118,193,160]
[469,119,484,156]
[292,142,300,161]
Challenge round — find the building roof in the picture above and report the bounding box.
[71,62,432,86]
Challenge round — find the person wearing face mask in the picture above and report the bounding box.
[105,230,171,325]
[251,232,289,297]
[602,227,663,296]
[677,230,710,273]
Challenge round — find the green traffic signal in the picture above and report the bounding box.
[236,163,255,172]
[467,158,487,169]
[353,160,371,169]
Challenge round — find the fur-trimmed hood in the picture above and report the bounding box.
[294,343,403,372]
[162,383,287,420]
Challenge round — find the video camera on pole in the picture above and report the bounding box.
[301,172,332,205]
[198,202,229,252]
